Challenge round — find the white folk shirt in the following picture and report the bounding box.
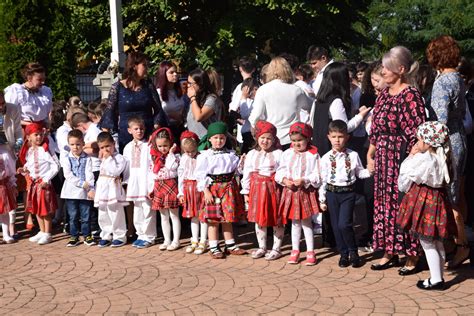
[398,151,447,193]
[275,148,321,189]
[0,146,16,187]
[195,149,240,192]
[56,122,72,161]
[94,153,128,208]
[177,153,198,197]
[319,148,371,203]
[24,146,60,183]
[122,140,154,201]
[60,152,95,200]
[153,153,180,180]
[4,83,53,122]
[241,149,283,194]
[84,123,102,172]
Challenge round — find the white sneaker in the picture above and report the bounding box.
[29,232,44,242]
[38,234,52,245]
[167,242,180,251]
[159,242,170,250]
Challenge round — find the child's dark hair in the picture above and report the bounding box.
[295,64,314,82]
[97,132,114,144]
[50,101,67,131]
[241,77,260,92]
[87,101,106,117]
[71,112,90,128]
[328,120,348,134]
[68,129,84,142]
[127,116,145,127]
[239,56,257,74]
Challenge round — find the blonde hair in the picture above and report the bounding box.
[181,138,197,152]
[266,57,295,84]
[382,46,419,83]
[260,64,269,84]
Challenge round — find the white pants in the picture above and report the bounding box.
[0,213,13,242]
[99,205,127,242]
[133,201,156,242]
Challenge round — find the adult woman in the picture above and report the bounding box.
[185,68,223,139]
[367,46,425,274]
[101,51,167,151]
[426,35,468,269]
[155,61,187,140]
[249,57,312,148]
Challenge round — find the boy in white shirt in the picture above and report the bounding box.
[60,129,95,247]
[319,120,371,268]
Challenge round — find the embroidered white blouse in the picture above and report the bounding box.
[398,151,447,193]
[122,140,155,201]
[177,153,198,197]
[23,146,60,183]
[153,153,180,180]
[195,149,240,192]
[319,149,371,203]
[60,152,95,200]
[94,152,128,207]
[0,146,16,187]
[275,148,321,189]
[4,83,53,122]
[240,149,283,194]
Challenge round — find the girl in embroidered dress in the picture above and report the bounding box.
[276,122,321,265]
[18,123,59,245]
[195,121,246,259]
[150,127,181,251]
[178,130,208,254]
[396,121,456,290]
[0,142,17,244]
[241,121,284,260]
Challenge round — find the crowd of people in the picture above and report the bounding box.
[1,35,473,291]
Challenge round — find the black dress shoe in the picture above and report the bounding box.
[339,256,350,268]
[399,265,420,276]
[349,252,362,268]
[416,278,445,290]
[371,255,399,271]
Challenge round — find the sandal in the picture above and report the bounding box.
[287,250,300,264]
[251,248,267,259]
[209,247,225,259]
[185,242,198,253]
[265,249,283,261]
[194,243,207,255]
[447,243,470,270]
[225,246,247,255]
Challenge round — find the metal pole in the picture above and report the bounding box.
[109,0,125,70]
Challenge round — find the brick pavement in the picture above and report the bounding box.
[1,225,474,315]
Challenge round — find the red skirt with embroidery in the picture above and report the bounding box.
[396,183,457,241]
[0,178,17,214]
[26,178,57,217]
[182,179,204,218]
[279,185,319,221]
[247,172,283,227]
[199,178,244,223]
[152,178,180,210]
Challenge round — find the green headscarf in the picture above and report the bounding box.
[198,121,228,151]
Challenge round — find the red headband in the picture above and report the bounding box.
[180,130,199,143]
[289,122,318,154]
[255,120,281,149]
[19,122,49,165]
[24,122,46,136]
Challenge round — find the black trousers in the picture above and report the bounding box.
[327,191,357,255]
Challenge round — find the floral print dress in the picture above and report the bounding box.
[370,86,425,255]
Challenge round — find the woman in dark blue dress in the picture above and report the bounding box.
[101,51,168,152]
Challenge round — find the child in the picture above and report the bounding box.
[150,127,181,251]
[195,121,246,259]
[87,101,106,125]
[177,130,208,254]
[94,132,128,247]
[396,121,456,290]
[275,122,320,265]
[60,129,95,247]
[319,120,371,268]
[0,142,17,244]
[123,117,156,249]
[18,123,60,245]
[241,121,284,260]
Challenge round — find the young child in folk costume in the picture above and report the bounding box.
[275,122,321,265]
[18,122,60,245]
[396,121,456,291]
[123,117,156,249]
[177,130,208,254]
[0,142,17,244]
[241,121,284,260]
[94,132,128,248]
[195,121,246,259]
[150,127,181,251]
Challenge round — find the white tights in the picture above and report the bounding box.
[291,218,314,251]
[420,238,445,284]
[0,213,12,241]
[160,208,181,244]
[255,224,284,251]
[190,217,208,244]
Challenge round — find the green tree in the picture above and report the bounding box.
[0,0,77,99]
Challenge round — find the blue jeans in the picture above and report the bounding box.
[65,199,92,237]
[327,191,357,256]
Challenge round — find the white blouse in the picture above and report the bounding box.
[275,148,321,189]
[241,149,283,194]
[60,152,95,200]
[195,149,240,192]
[56,122,72,161]
[154,153,180,180]
[94,153,128,207]
[23,146,60,183]
[0,146,16,187]
[4,83,53,122]
[158,89,186,125]
[122,140,155,201]
[319,149,371,203]
[398,151,447,193]
[177,153,198,197]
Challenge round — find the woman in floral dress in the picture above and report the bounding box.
[427,35,468,269]
[367,46,425,273]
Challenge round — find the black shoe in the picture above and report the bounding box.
[339,256,350,268]
[349,251,362,268]
[398,265,420,276]
[371,255,399,271]
[66,237,81,247]
[416,278,445,290]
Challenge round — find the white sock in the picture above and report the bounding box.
[169,208,181,244]
[160,209,171,244]
[9,209,16,225]
[420,238,443,284]
[302,218,314,252]
[209,240,218,248]
[0,213,12,241]
[255,224,267,250]
[199,221,208,244]
[190,217,199,243]
[272,226,284,251]
[292,220,302,251]
[435,240,446,281]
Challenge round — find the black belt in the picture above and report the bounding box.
[208,173,234,183]
[326,183,355,193]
